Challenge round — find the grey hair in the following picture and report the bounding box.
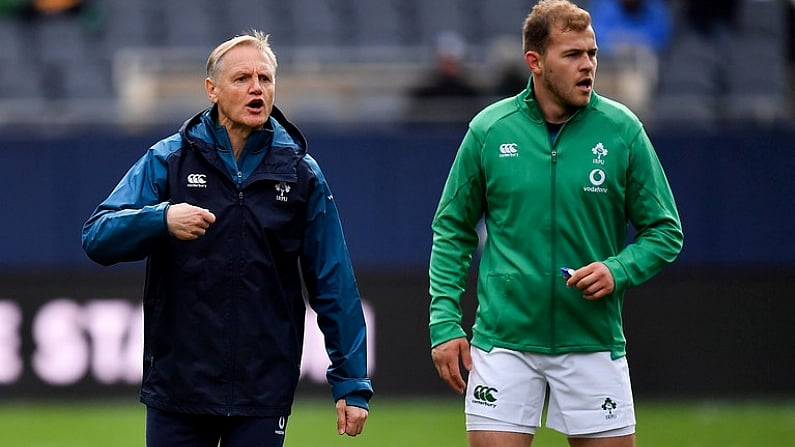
[206,30,278,81]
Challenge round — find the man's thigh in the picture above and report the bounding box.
[146,407,220,447]
[464,347,547,434]
[468,430,534,447]
[568,433,635,447]
[146,407,288,447]
[222,415,288,447]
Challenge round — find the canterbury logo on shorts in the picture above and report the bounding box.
[472,385,498,403]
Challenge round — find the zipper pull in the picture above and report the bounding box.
[551,149,558,164]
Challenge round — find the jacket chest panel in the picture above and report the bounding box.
[481,127,629,218]
[168,155,308,234]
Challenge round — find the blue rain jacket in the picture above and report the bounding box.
[82,106,372,416]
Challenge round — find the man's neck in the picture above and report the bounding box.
[531,79,575,124]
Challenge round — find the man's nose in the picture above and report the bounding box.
[580,55,594,70]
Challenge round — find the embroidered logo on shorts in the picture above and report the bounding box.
[275,416,286,435]
[471,385,498,408]
[601,397,618,420]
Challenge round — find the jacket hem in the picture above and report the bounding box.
[140,395,292,417]
[471,336,626,359]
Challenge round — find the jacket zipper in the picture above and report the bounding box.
[550,140,558,353]
[549,119,568,354]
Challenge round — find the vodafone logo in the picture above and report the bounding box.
[589,169,605,186]
[583,168,608,194]
[186,173,207,188]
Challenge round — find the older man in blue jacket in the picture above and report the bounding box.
[82,30,372,447]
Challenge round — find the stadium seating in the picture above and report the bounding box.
[0,0,789,128]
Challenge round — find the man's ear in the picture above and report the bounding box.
[524,51,542,75]
[205,77,218,104]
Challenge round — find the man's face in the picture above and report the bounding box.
[206,44,275,133]
[532,24,598,119]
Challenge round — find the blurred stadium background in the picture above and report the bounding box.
[1,0,794,445]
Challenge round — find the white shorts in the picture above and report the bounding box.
[465,347,636,437]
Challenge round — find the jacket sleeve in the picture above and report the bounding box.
[81,145,172,266]
[428,128,485,348]
[603,128,684,291]
[300,155,373,410]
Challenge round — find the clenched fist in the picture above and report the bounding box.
[166,203,216,240]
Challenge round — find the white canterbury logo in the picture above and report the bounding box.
[499,143,519,158]
[186,173,207,188]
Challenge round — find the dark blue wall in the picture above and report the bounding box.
[1,124,794,399]
[1,124,793,269]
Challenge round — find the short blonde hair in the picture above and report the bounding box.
[522,0,592,54]
[206,30,278,81]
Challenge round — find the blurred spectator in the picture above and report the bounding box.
[589,0,672,57]
[31,0,82,15]
[488,36,528,99]
[18,0,102,34]
[589,0,673,121]
[20,0,83,18]
[492,62,527,99]
[0,0,24,16]
[405,31,483,123]
[412,31,480,98]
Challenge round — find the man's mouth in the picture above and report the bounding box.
[576,78,593,92]
[246,99,264,111]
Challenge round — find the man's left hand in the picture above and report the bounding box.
[566,262,615,300]
[335,399,368,436]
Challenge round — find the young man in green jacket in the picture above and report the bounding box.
[428,1,683,446]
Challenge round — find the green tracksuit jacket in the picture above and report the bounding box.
[429,81,683,359]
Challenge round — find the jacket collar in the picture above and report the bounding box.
[178,105,308,158]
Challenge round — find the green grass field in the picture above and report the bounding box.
[0,398,793,446]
